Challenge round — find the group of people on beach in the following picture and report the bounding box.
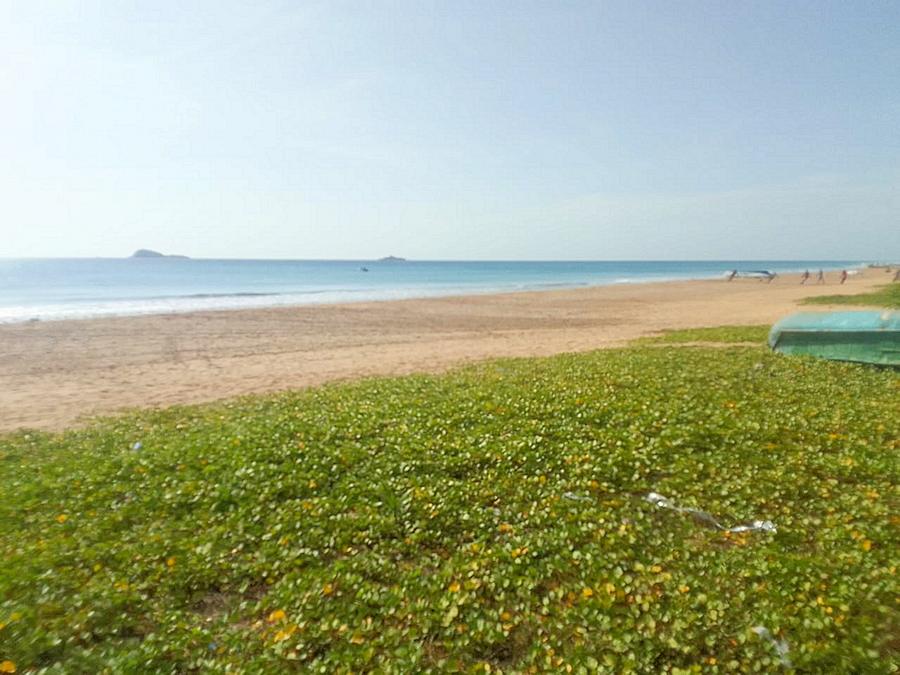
[728,266,897,284]
[800,269,848,285]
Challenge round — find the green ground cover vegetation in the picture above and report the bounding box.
[1,343,897,673]
[802,282,900,309]
[636,326,770,345]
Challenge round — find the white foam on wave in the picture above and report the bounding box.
[0,284,540,324]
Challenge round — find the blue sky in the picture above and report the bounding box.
[3,1,899,259]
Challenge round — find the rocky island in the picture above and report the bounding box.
[378,255,406,262]
[131,249,189,259]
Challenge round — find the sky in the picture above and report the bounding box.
[2,0,899,260]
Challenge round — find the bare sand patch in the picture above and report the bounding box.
[0,271,888,431]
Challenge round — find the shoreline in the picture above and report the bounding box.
[0,271,891,432]
[0,261,866,325]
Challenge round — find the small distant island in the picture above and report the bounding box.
[131,249,189,259]
[378,255,406,262]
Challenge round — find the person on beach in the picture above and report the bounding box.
[840,269,848,284]
[800,270,810,285]
[727,270,737,281]
[816,269,825,284]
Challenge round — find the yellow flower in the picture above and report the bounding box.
[862,539,873,552]
[448,582,461,593]
[322,583,334,596]
[582,587,594,598]
[0,661,15,673]
[268,609,286,623]
[166,557,176,568]
[274,624,297,642]
[498,523,513,533]
[56,514,68,524]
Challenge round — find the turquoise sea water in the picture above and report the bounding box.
[0,258,863,323]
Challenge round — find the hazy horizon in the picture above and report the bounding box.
[4,1,899,260]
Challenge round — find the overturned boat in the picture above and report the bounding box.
[768,311,900,366]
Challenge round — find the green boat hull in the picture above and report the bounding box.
[768,311,900,366]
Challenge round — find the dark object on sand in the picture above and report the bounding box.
[768,311,900,366]
[735,270,776,282]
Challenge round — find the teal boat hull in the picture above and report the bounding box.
[768,311,900,366]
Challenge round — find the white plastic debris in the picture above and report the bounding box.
[132,442,142,451]
[644,492,776,533]
[645,492,674,508]
[730,520,777,533]
[562,492,592,502]
[752,626,792,668]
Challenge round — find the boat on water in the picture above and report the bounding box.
[768,311,900,366]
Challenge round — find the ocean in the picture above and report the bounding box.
[0,258,863,324]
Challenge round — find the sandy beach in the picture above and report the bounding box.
[0,271,889,432]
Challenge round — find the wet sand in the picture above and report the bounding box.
[0,272,889,432]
